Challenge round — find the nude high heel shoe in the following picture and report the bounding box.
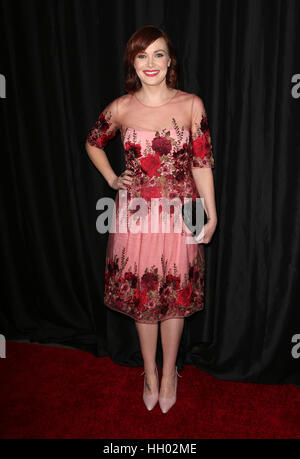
[140,366,159,411]
[158,366,182,414]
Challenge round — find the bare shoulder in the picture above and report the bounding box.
[177,89,199,99]
[175,89,205,109]
[190,93,206,113]
[115,93,133,115]
[191,92,204,104]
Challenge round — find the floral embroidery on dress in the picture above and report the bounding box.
[86,110,117,148]
[190,114,214,168]
[86,92,215,323]
[87,111,214,169]
[104,245,205,323]
[118,117,208,213]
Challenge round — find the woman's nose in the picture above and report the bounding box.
[147,57,154,66]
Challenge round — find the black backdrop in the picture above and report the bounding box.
[1,0,300,386]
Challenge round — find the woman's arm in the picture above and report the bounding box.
[85,142,133,190]
[85,141,118,187]
[189,94,217,242]
[191,168,217,224]
[85,98,132,189]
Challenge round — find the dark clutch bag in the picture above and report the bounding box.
[181,199,206,239]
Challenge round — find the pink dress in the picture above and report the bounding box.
[86,89,215,323]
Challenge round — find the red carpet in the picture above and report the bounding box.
[0,341,299,439]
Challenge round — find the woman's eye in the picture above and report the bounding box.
[137,53,164,58]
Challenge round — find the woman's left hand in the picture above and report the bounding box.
[194,219,217,244]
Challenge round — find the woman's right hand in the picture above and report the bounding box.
[110,169,134,190]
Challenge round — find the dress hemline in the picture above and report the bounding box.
[104,301,204,323]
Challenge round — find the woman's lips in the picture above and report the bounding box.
[143,70,160,77]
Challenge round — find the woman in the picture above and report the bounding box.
[85,25,217,413]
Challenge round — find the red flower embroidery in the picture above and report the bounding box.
[97,113,110,132]
[124,141,142,174]
[124,141,142,158]
[147,299,157,309]
[107,259,118,275]
[173,143,189,159]
[139,288,148,308]
[200,116,209,133]
[152,136,172,156]
[192,132,212,159]
[104,249,204,322]
[165,274,181,290]
[96,132,116,148]
[140,184,162,201]
[141,272,159,291]
[140,153,161,177]
[177,285,192,307]
[168,191,179,200]
[189,265,200,281]
[119,282,131,300]
[173,169,185,182]
[86,112,117,148]
[125,272,138,288]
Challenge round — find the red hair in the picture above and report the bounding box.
[123,25,178,93]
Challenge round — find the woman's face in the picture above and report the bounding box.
[133,37,171,87]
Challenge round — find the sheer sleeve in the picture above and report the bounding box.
[190,94,215,168]
[86,98,120,149]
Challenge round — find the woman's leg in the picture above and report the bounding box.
[135,322,159,393]
[160,318,184,397]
